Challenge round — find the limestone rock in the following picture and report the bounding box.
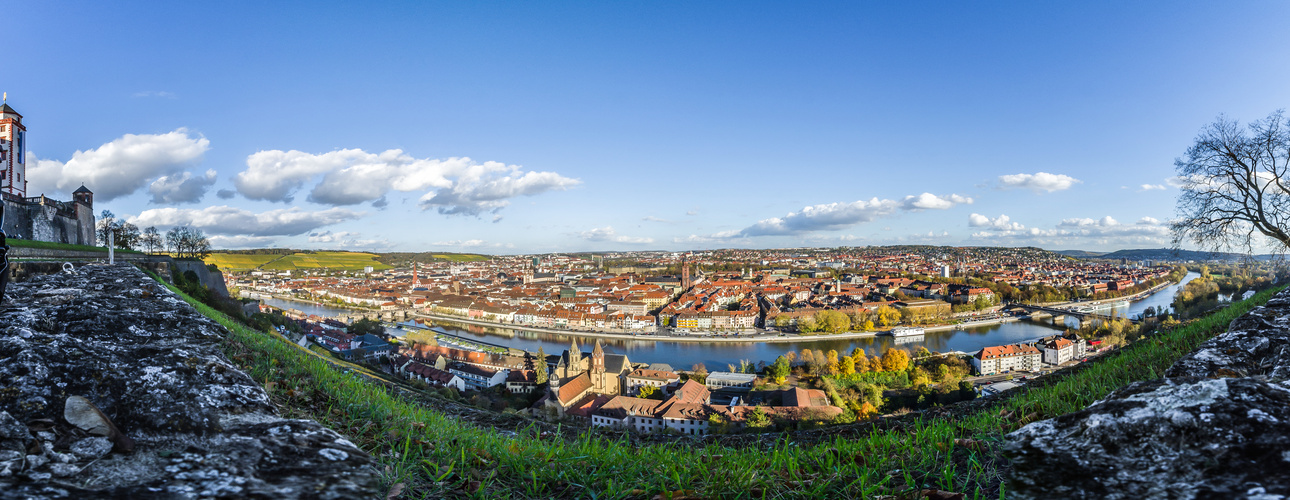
[1007,288,1290,499]
[0,264,380,499]
[68,437,112,460]
[0,411,30,445]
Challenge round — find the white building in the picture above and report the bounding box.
[625,368,680,395]
[1,101,28,197]
[448,363,509,391]
[1042,337,1085,366]
[973,343,1043,376]
[704,371,758,391]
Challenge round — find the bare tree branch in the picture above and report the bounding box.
[1173,110,1290,255]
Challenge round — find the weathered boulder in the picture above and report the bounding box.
[1007,288,1290,500]
[0,264,381,499]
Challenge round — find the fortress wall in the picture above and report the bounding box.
[2,198,94,246]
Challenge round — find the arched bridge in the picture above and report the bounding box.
[1009,304,1140,327]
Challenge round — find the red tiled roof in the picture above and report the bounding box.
[558,373,593,405]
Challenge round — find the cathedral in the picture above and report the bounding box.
[542,339,632,416]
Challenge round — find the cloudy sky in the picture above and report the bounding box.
[10,2,1290,253]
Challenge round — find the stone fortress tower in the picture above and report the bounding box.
[0,98,96,246]
[0,96,28,197]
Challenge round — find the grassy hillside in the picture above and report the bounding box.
[155,267,1284,498]
[204,251,393,272]
[378,252,491,265]
[204,253,283,271]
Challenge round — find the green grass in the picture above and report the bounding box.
[254,251,393,272]
[6,238,143,254]
[150,266,1284,499]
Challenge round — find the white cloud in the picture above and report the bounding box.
[232,149,579,216]
[968,213,1025,231]
[1059,216,1119,227]
[733,193,971,237]
[432,239,514,249]
[148,169,217,204]
[998,172,1081,192]
[577,226,654,244]
[969,214,1170,248]
[27,129,210,202]
[207,235,279,249]
[902,193,973,210]
[419,170,580,216]
[307,230,358,243]
[1139,184,1166,191]
[642,216,673,223]
[127,206,363,236]
[306,230,392,250]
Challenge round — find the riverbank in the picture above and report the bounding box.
[412,311,1019,345]
[251,293,377,314]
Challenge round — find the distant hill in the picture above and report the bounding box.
[1069,248,1276,262]
[1053,250,1106,258]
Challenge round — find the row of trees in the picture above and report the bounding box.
[95,211,211,258]
[776,299,979,334]
[765,347,913,383]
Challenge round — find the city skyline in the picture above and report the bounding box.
[8,2,1290,254]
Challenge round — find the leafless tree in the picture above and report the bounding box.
[1172,110,1290,255]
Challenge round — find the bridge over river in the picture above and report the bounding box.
[1008,303,1141,328]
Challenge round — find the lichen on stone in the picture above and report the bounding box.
[0,264,381,499]
[1007,288,1290,500]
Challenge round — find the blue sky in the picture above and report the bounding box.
[9,2,1290,253]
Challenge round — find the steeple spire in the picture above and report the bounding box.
[568,339,581,367]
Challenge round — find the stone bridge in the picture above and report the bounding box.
[1011,303,1140,328]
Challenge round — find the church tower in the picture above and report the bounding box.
[0,97,28,197]
[681,253,691,289]
[567,339,581,373]
[591,340,605,373]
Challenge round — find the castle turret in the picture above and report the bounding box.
[73,185,93,209]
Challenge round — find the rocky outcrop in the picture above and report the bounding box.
[0,264,381,499]
[1007,289,1290,500]
[172,259,231,300]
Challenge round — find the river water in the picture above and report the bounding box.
[258,272,1200,369]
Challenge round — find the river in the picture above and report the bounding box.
[257,272,1201,370]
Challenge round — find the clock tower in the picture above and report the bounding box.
[0,98,28,197]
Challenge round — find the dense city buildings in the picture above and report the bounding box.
[230,246,1174,339]
[238,244,1180,432]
